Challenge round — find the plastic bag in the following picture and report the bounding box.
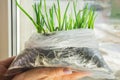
[5,29,115,79]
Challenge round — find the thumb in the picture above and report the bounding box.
[0,56,15,68]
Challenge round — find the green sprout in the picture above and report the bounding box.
[16,0,96,34]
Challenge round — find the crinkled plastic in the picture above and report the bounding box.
[5,29,115,79]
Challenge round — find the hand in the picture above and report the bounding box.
[13,67,90,80]
[0,57,15,80]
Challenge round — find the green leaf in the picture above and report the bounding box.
[57,0,61,30]
[16,0,96,33]
[16,0,40,32]
[61,2,70,30]
[49,6,54,31]
[44,0,51,32]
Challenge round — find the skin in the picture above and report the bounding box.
[0,57,90,80]
[0,57,15,80]
[13,67,89,80]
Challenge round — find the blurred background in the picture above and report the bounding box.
[0,0,120,79]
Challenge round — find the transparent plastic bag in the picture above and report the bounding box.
[5,29,115,79]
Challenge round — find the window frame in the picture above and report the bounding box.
[8,0,19,56]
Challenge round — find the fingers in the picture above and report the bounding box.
[13,67,72,80]
[0,56,15,68]
[48,67,72,78]
[64,71,90,79]
[26,67,72,79]
[54,71,90,80]
[13,67,90,80]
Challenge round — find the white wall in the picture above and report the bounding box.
[19,0,36,51]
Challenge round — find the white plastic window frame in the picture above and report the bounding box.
[8,0,20,56]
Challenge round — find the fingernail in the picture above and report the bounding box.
[63,68,72,74]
